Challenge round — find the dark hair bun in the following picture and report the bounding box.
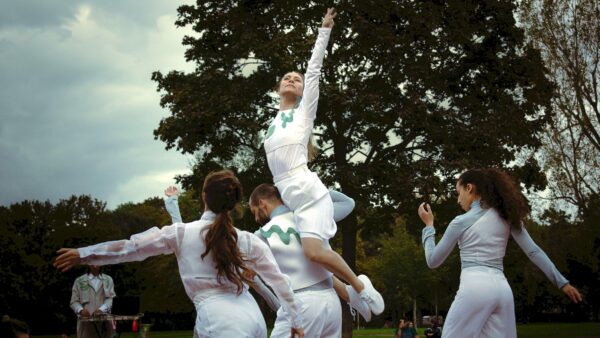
[204,177,241,213]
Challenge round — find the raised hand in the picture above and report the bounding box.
[322,7,337,28]
[418,202,434,226]
[164,186,180,197]
[561,284,583,303]
[53,248,81,272]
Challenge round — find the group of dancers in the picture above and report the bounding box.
[53,7,582,338]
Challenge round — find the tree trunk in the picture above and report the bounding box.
[339,214,357,338]
[413,298,417,328]
[435,287,438,319]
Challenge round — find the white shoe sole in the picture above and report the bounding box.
[346,285,371,322]
[358,274,385,315]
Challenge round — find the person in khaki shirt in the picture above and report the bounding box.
[70,265,115,338]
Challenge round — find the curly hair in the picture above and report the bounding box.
[201,169,252,293]
[458,168,530,230]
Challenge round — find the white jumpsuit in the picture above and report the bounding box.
[422,200,569,338]
[78,211,302,338]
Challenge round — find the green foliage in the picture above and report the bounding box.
[153,0,554,237]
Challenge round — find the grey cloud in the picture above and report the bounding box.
[0,0,79,29]
[0,0,194,209]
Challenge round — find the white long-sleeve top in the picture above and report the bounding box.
[422,200,569,288]
[264,28,331,177]
[78,211,302,327]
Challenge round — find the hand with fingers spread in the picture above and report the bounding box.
[164,186,180,197]
[561,284,583,303]
[418,202,434,227]
[322,7,337,28]
[53,248,81,272]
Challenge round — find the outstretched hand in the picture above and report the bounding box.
[53,248,81,272]
[418,202,434,226]
[322,8,336,28]
[164,186,180,197]
[561,284,583,303]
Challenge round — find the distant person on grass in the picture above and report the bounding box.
[395,319,419,338]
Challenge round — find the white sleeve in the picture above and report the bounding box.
[422,216,464,268]
[298,28,331,120]
[330,190,355,222]
[240,232,303,329]
[511,226,569,288]
[251,275,281,312]
[70,281,83,314]
[164,196,183,223]
[78,225,179,266]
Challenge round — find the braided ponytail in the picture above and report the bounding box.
[201,169,252,293]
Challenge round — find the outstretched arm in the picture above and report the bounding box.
[299,8,336,120]
[54,225,179,271]
[511,226,583,303]
[164,186,183,223]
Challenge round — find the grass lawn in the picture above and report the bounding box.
[35,322,600,337]
[352,323,600,337]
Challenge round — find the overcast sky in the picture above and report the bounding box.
[0,1,197,209]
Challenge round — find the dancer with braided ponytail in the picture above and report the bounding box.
[417,168,582,338]
[54,170,304,338]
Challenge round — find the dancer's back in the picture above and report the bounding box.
[458,204,510,270]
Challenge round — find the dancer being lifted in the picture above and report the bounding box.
[418,168,582,338]
[54,170,304,338]
[263,7,384,316]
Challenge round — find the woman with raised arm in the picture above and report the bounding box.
[263,7,384,318]
[418,168,582,338]
[54,170,304,338]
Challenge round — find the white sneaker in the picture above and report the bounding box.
[346,284,371,322]
[358,274,385,315]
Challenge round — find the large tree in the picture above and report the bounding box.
[153,1,553,332]
[521,0,600,214]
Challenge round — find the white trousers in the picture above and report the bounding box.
[275,171,337,240]
[194,290,267,338]
[270,288,341,338]
[442,266,516,338]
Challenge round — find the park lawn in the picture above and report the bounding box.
[35,322,600,337]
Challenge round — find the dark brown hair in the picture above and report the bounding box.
[458,168,530,230]
[249,183,282,207]
[201,169,252,293]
